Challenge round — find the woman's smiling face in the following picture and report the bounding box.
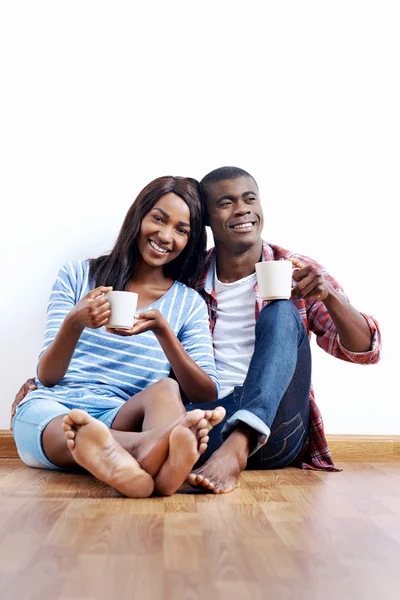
[137,193,191,269]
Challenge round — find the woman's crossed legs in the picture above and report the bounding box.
[35,379,225,497]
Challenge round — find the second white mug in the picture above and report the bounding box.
[255,260,293,300]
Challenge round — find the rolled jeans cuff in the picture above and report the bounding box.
[221,409,271,457]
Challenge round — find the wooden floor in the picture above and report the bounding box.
[1,460,399,600]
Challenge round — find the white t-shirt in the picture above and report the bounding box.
[213,268,257,398]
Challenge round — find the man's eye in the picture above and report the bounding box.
[220,201,232,207]
[177,228,189,236]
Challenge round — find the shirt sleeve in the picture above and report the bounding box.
[304,263,381,365]
[39,261,81,359]
[178,291,220,397]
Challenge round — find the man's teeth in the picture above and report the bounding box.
[149,240,169,253]
[232,223,253,230]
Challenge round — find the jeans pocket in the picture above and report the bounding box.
[260,412,305,463]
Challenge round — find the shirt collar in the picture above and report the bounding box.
[262,240,275,262]
[200,240,275,294]
[204,253,216,295]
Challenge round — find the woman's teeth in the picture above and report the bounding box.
[149,240,169,253]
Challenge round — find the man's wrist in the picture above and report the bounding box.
[322,284,340,308]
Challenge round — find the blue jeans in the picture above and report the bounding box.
[187,300,311,469]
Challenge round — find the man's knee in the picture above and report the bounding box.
[256,300,302,334]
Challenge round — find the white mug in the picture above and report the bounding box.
[255,260,293,300]
[106,291,138,329]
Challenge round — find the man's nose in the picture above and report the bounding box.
[234,201,251,215]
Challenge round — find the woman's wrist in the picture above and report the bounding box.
[65,311,86,335]
[152,315,170,338]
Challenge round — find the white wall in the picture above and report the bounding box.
[1,1,399,432]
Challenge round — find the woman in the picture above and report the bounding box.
[12,176,225,497]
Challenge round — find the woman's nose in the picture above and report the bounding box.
[157,226,174,243]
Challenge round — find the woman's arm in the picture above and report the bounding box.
[152,318,217,402]
[38,286,112,386]
[108,307,218,403]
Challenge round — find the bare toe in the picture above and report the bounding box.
[62,414,74,428]
[210,407,226,425]
[203,478,216,491]
[187,473,197,486]
[68,408,91,426]
[196,418,208,431]
[199,442,207,454]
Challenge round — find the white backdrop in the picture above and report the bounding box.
[1,1,399,432]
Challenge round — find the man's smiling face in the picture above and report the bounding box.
[205,176,263,251]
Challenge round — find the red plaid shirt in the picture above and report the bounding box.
[193,241,382,471]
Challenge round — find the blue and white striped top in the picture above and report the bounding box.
[22,260,219,411]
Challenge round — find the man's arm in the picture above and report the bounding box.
[10,378,37,428]
[321,287,371,352]
[291,258,374,353]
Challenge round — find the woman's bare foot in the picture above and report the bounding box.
[62,409,154,498]
[186,428,249,494]
[124,407,226,478]
[126,420,182,477]
[154,407,226,496]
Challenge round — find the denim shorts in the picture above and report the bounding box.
[12,397,122,470]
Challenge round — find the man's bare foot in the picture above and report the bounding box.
[186,427,250,494]
[62,409,154,498]
[154,407,226,496]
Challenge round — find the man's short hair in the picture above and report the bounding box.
[199,166,258,225]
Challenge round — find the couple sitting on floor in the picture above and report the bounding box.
[11,166,382,497]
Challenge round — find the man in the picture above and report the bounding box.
[183,166,381,493]
[12,166,382,494]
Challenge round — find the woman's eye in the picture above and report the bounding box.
[153,215,163,223]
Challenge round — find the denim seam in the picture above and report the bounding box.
[261,421,305,461]
[270,412,302,437]
[13,416,50,429]
[238,375,249,410]
[261,427,306,468]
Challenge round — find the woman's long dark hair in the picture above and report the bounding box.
[89,176,206,290]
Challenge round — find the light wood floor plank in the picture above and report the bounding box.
[1,460,399,599]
